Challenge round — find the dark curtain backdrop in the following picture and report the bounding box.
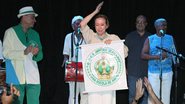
[0,0,185,104]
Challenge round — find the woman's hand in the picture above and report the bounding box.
[104,39,112,44]
[94,1,104,14]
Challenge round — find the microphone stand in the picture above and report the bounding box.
[159,36,163,101]
[74,31,82,104]
[156,47,185,61]
[156,46,185,104]
[74,45,79,104]
[174,57,178,104]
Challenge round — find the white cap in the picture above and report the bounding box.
[71,15,83,25]
[17,6,38,18]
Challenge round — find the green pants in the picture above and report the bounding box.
[13,84,40,104]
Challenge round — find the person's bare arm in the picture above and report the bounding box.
[131,78,144,104]
[144,77,163,104]
[141,38,160,60]
[80,1,104,29]
[61,55,69,67]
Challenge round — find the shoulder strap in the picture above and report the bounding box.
[71,33,74,58]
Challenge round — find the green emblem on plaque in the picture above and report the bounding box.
[85,47,123,86]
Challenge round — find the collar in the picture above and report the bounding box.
[96,33,108,41]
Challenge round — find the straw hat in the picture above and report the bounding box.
[17,6,38,18]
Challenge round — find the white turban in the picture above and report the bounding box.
[71,15,83,25]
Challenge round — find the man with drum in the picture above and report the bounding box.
[62,16,88,104]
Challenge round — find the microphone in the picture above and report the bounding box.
[178,54,185,60]
[159,30,165,36]
[77,27,81,35]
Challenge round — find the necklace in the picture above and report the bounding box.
[96,33,108,41]
[73,32,84,46]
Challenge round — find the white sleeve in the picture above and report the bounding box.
[63,33,71,56]
[0,40,4,60]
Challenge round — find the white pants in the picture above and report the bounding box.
[68,82,88,104]
[88,90,116,104]
[148,71,173,104]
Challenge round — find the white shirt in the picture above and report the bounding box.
[63,32,86,62]
[0,40,4,60]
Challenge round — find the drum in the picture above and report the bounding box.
[65,62,84,82]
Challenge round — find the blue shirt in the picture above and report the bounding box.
[148,34,177,73]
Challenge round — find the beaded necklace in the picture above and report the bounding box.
[71,32,84,58]
[73,32,84,46]
[96,33,108,41]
